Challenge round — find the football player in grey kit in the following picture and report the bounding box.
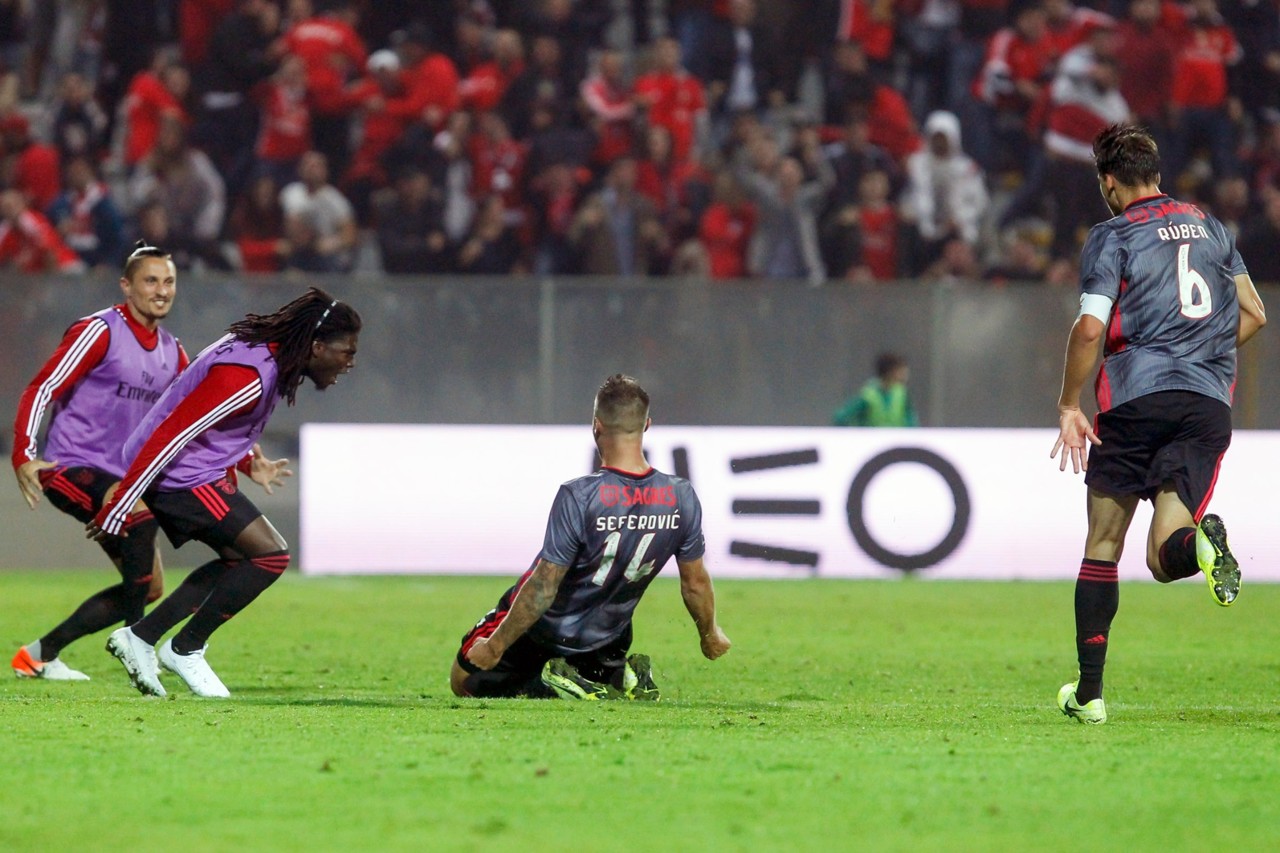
[1052,123,1267,724]
[452,374,731,700]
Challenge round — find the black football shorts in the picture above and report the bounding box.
[1086,389,1231,521]
[147,476,264,549]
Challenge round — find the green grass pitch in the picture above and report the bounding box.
[3,570,1280,851]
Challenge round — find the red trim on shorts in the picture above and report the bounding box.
[47,472,94,512]
[123,509,155,529]
[1192,450,1226,524]
[192,484,230,521]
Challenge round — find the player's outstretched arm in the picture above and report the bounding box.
[1235,273,1266,347]
[676,557,731,660]
[14,458,57,509]
[1052,314,1105,474]
[465,559,569,671]
[247,442,293,495]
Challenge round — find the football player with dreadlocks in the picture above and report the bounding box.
[90,287,361,698]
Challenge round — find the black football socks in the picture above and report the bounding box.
[1074,559,1119,704]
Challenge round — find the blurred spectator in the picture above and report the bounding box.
[698,171,755,280]
[523,0,609,93]
[122,51,191,170]
[901,1,961,122]
[923,235,982,281]
[824,41,919,165]
[1223,0,1280,126]
[837,0,896,80]
[501,33,567,141]
[848,169,899,282]
[524,99,594,188]
[970,3,1053,176]
[1167,0,1241,184]
[460,27,524,114]
[23,0,99,101]
[1039,19,1128,262]
[637,124,708,245]
[635,37,707,165]
[821,115,898,280]
[279,149,357,272]
[280,0,366,176]
[1043,0,1112,57]
[1117,0,1180,159]
[469,111,526,224]
[738,129,834,285]
[227,173,288,272]
[253,53,310,187]
[705,0,775,122]
[127,115,229,269]
[1,112,61,212]
[1210,174,1248,237]
[48,72,109,162]
[192,0,282,198]
[570,155,668,276]
[342,49,414,224]
[373,167,449,274]
[0,188,83,273]
[983,226,1048,284]
[179,0,238,71]
[47,155,127,269]
[901,111,988,275]
[1238,187,1280,284]
[833,351,918,427]
[456,193,523,274]
[528,161,584,275]
[580,48,634,172]
[389,20,461,133]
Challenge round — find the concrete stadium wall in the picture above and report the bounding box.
[2,273,1276,568]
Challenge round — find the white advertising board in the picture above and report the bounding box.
[300,425,1279,581]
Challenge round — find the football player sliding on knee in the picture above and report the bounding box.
[451,373,730,701]
[88,288,360,698]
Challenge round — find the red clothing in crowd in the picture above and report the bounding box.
[972,24,1054,112]
[1045,7,1114,60]
[855,203,898,281]
[123,72,188,166]
[1118,18,1181,121]
[342,75,416,182]
[469,133,526,213]
[580,72,634,167]
[13,143,61,212]
[282,16,367,115]
[634,70,705,164]
[390,53,461,130]
[1172,22,1241,110]
[837,0,895,63]
[459,59,522,113]
[179,0,236,69]
[865,86,920,164]
[699,201,755,280]
[255,80,311,163]
[636,158,704,221]
[0,209,82,273]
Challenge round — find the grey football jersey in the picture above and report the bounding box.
[1079,194,1246,411]
[527,466,705,655]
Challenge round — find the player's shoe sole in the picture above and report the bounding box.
[1197,514,1240,606]
[624,654,660,701]
[11,646,90,681]
[106,628,166,697]
[158,640,230,698]
[1058,681,1106,724]
[541,658,611,701]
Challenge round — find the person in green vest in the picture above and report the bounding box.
[833,352,919,427]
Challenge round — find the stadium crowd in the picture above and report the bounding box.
[0,0,1279,284]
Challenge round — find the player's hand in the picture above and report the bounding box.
[1051,406,1101,474]
[15,458,57,509]
[700,625,731,660]
[249,443,293,495]
[465,637,502,671]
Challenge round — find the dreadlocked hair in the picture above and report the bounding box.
[226,287,362,405]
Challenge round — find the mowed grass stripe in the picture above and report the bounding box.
[2,572,1278,851]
